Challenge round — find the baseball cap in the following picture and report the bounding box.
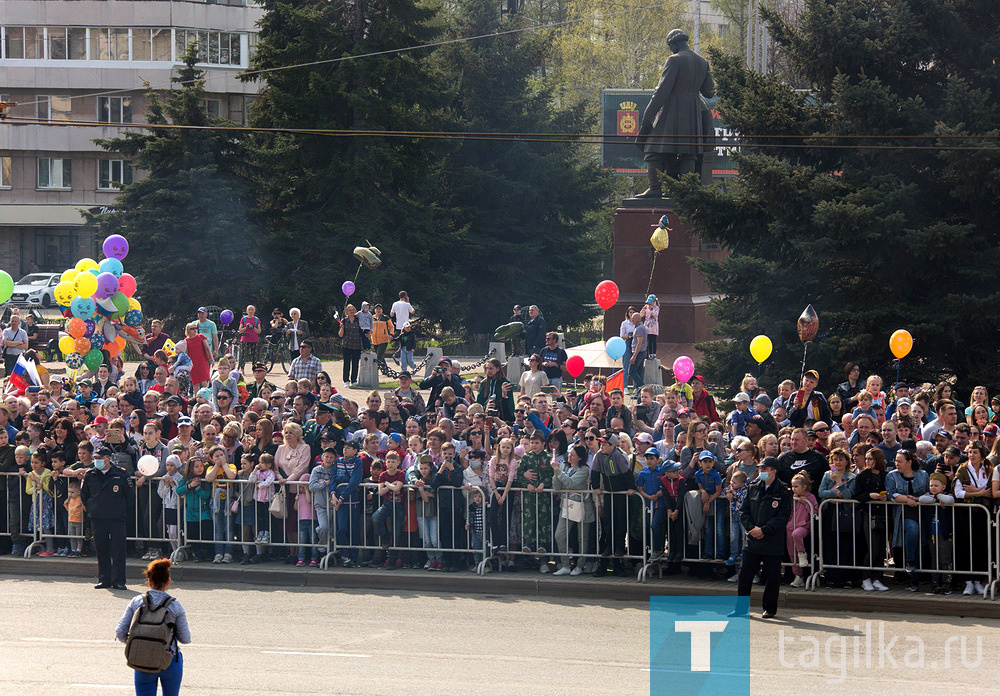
[804,369,820,380]
[93,416,109,425]
[343,440,359,451]
[894,382,908,391]
[698,450,715,461]
[943,445,961,457]
[166,395,183,405]
[643,449,661,459]
[512,305,521,311]
[170,443,185,453]
[896,397,912,406]
[646,294,656,304]
[755,394,772,408]
[749,414,766,428]
[664,462,682,473]
[399,370,412,378]
[983,424,999,437]
[734,392,751,403]
[301,339,313,349]
[935,430,953,440]
[389,432,403,444]
[758,456,779,469]
[692,374,705,383]
[197,306,207,313]
[323,446,338,455]
[900,439,917,453]
[677,407,690,416]
[635,432,653,444]
[178,415,193,426]
[27,386,41,394]
[599,433,619,447]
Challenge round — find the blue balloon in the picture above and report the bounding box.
[70,296,96,320]
[124,309,143,327]
[605,336,627,361]
[99,257,124,278]
[89,333,105,351]
[66,352,85,369]
[88,268,100,276]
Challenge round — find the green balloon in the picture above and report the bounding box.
[84,349,104,371]
[0,271,13,304]
[112,291,130,317]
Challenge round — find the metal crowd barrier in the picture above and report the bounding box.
[987,508,1000,600]
[321,482,489,573]
[474,487,646,580]
[2,471,38,558]
[815,499,993,597]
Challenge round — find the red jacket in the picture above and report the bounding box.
[692,389,719,422]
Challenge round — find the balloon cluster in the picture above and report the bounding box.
[56,234,144,370]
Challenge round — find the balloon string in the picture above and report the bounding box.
[645,252,658,297]
[896,358,901,387]
[799,341,809,386]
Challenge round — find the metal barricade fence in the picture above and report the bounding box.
[816,499,993,596]
[991,508,1000,600]
[2,471,38,558]
[475,486,647,579]
[323,482,489,573]
[172,478,332,565]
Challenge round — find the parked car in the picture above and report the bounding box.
[9,273,61,307]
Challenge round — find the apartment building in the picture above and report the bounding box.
[0,0,263,276]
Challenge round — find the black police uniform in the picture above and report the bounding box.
[733,473,792,616]
[80,462,134,587]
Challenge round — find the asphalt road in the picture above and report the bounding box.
[3,577,1000,695]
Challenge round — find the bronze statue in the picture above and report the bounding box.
[634,29,715,198]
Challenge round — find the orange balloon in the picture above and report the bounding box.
[74,337,91,354]
[106,341,121,358]
[67,318,87,339]
[889,329,913,359]
[115,335,126,349]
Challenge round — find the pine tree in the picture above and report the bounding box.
[668,0,1000,392]
[88,48,264,322]
[436,0,612,333]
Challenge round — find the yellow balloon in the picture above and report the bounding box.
[749,334,773,364]
[75,257,98,273]
[60,269,79,283]
[74,272,98,299]
[650,226,670,252]
[128,297,142,312]
[54,281,75,306]
[58,335,76,355]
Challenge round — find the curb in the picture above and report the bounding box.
[2,557,997,617]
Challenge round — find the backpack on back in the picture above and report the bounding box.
[125,593,176,673]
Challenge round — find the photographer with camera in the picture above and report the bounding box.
[420,358,464,411]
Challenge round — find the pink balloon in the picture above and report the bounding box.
[672,355,694,383]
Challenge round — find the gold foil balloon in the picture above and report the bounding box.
[797,304,819,342]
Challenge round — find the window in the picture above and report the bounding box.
[90,28,129,61]
[97,96,132,123]
[1,156,11,188]
[47,27,87,60]
[37,158,72,189]
[176,29,243,65]
[203,99,222,119]
[4,27,43,59]
[132,28,172,61]
[98,159,132,190]
[37,95,73,122]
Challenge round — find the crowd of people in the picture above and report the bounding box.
[3,299,1000,597]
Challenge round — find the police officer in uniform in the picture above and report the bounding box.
[729,456,791,618]
[81,445,134,589]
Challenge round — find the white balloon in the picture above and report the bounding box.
[137,455,160,477]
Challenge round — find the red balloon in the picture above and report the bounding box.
[119,273,137,298]
[566,355,585,378]
[595,280,619,311]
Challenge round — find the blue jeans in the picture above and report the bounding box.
[298,518,318,562]
[400,347,415,372]
[901,518,920,569]
[372,501,405,560]
[212,505,233,555]
[335,500,361,562]
[701,499,726,559]
[549,377,563,392]
[315,504,330,548]
[629,352,646,391]
[729,513,744,561]
[418,515,442,563]
[134,651,182,696]
[470,532,484,562]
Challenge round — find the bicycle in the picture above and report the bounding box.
[259,333,291,374]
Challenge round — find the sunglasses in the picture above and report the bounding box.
[218,396,231,401]
[585,436,596,441]
[814,427,830,432]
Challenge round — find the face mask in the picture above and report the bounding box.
[94,459,107,470]
[758,471,770,483]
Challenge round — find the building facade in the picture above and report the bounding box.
[0,0,263,277]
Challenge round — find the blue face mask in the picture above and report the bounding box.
[758,471,771,483]
[94,459,107,470]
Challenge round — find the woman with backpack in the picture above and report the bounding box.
[116,558,190,696]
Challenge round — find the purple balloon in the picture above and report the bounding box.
[103,234,129,261]
[95,272,119,300]
[342,281,355,297]
[83,319,96,338]
[220,309,234,325]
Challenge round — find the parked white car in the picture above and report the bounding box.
[9,273,61,307]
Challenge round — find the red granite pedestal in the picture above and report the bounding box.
[605,202,726,364]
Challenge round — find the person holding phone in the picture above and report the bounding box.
[476,358,515,423]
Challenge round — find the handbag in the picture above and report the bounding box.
[269,485,287,519]
[561,496,584,522]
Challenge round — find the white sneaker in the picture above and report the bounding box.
[797,552,808,567]
[222,553,233,564]
[791,576,805,588]
[213,554,223,564]
[553,566,572,576]
[540,564,550,574]
[974,581,986,596]
[753,575,761,585]
[963,581,975,595]
[862,579,874,592]
[872,579,889,592]
[570,566,583,576]
[727,574,739,583]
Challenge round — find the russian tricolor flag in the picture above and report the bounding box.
[7,355,41,395]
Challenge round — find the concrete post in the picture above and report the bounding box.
[507,356,525,392]
[644,358,663,387]
[423,347,443,379]
[357,352,379,389]
[488,341,506,366]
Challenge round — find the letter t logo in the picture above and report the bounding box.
[674,621,729,671]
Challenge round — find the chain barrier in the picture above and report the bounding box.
[374,348,496,380]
